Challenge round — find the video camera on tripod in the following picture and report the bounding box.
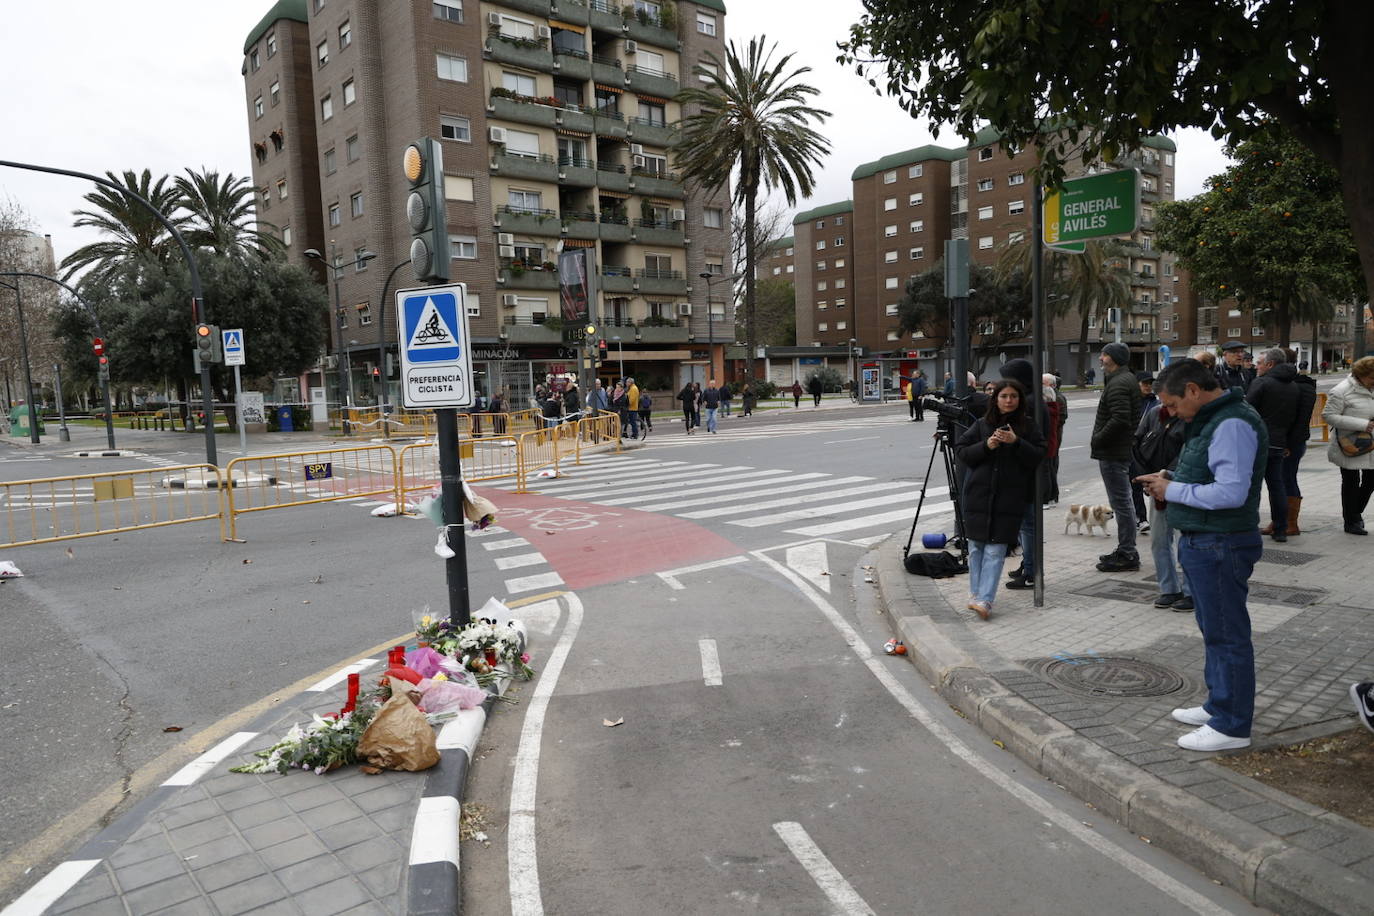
[923,394,976,432]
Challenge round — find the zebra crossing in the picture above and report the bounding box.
[520,452,954,544]
[642,412,914,447]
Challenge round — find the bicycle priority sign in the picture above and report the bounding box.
[396,283,473,408]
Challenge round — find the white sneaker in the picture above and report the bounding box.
[434,530,456,559]
[1177,724,1251,752]
[1171,706,1210,726]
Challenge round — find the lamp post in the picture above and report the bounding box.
[305,244,376,435]
[376,258,413,439]
[849,337,858,401]
[610,336,624,380]
[699,272,740,384]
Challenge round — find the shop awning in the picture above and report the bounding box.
[594,83,624,94]
[562,238,595,248]
[636,93,671,104]
[598,189,630,200]
[555,127,591,138]
[549,20,584,33]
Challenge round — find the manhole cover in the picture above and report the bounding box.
[1034,656,1189,698]
[1257,549,1319,566]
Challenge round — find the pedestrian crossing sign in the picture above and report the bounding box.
[396,284,472,408]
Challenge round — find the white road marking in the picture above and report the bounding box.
[305,659,379,692]
[494,552,546,570]
[161,732,260,786]
[506,571,565,594]
[787,503,953,537]
[850,534,891,547]
[753,552,1232,916]
[822,436,879,444]
[508,595,583,916]
[482,537,532,551]
[465,525,511,537]
[772,822,877,916]
[785,542,831,594]
[655,555,750,590]
[733,490,948,528]
[636,474,862,512]
[0,859,101,916]
[591,469,801,505]
[549,465,752,500]
[698,639,722,686]
[409,796,460,867]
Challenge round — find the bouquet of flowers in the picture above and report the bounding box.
[231,706,376,775]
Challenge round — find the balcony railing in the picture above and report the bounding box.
[627,64,677,82]
[553,46,588,59]
[633,218,683,231]
[558,156,596,170]
[588,0,616,12]
[602,266,632,277]
[496,204,557,218]
[631,167,681,182]
[628,116,668,129]
[636,268,684,280]
[599,211,629,224]
[561,209,598,223]
[591,54,622,69]
[596,161,627,175]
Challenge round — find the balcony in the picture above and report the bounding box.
[629,168,684,199]
[1133,273,1160,288]
[636,318,691,343]
[626,64,679,98]
[633,217,684,246]
[489,93,557,129]
[635,267,688,295]
[601,265,634,293]
[555,105,596,133]
[624,12,678,48]
[502,317,564,344]
[495,205,562,236]
[502,0,555,16]
[626,116,675,146]
[598,211,632,242]
[591,55,624,85]
[590,107,628,139]
[485,35,553,72]
[561,209,599,239]
[557,156,598,188]
[492,152,558,183]
[552,47,592,80]
[595,160,631,192]
[586,0,624,33]
[498,262,559,290]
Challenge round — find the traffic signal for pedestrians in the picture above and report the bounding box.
[195,323,222,364]
[402,137,450,283]
[598,339,608,357]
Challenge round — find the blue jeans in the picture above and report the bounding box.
[1282,440,1306,497]
[1016,503,1035,580]
[705,406,718,432]
[720,402,731,417]
[968,541,1009,606]
[1177,530,1262,737]
[1098,459,1138,557]
[1148,502,1189,596]
[623,410,639,438]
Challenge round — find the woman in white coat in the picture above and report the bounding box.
[1322,356,1374,535]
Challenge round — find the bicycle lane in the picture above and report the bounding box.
[474,487,741,590]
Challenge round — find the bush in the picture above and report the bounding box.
[267,405,313,431]
[805,367,846,393]
[732,379,777,399]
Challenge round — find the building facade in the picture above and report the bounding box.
[242,0,730,406]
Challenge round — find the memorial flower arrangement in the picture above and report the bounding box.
[230,706,378,775]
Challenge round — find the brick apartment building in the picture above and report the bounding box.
[242,0,731,406]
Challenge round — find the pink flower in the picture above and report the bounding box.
[520,653,531,664]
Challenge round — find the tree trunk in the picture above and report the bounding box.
[742,159,759,386]
[1076,310,1091,385]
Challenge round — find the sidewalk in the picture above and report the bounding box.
[876,449,1374,915]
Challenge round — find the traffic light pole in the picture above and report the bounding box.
[435,409,471,628]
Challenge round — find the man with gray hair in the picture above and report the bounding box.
[1245,347,1301,541]
[1093,342,1143,571]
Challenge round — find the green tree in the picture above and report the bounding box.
[59,170,185,283]
[175,168,281,259]
[743,277,796,346]
[1155,125,1361,346]
[837,2,1374,346]
[897,262,1031,375]
[674,38,831,382]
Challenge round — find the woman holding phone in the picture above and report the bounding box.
[955,379,1046,619]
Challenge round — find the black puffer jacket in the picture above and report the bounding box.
[1246,362,1300,452]
[955,416,1045,545]
[1090,365,1141,461]
[1291,372,1318,450]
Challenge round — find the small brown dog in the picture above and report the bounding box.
[1064,504,1115,536]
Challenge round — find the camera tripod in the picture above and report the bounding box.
[903,423,969,570]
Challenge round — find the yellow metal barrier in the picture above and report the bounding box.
[224,445,400,540]
[572,413,622,464]
[514,423,567,493]
[396,432,523,506]
[1,464,225,549]
[1312,392,1330,441]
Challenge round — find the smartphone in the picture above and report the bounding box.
[999,424,1011,432]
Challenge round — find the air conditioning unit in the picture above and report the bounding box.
[498,245,517,258]
[324,355,338,369]
[502,294,520,307]
[537,25,552,39]
[629,143,644,155]
[670,208,685,222]
[487,11,503,26]
[632,154,646,168]
[497,232,515,246]
[489,126,508,144]
[624,39,638,54]
[677,303,692,316]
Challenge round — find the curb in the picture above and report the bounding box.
[161,474,278,489]
[874,538,1374,916]
[72,450,135,458]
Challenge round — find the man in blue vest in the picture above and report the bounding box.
[1137,358,1267,752]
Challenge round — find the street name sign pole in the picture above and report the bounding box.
[223,329,247,455]
[397,283,474,627]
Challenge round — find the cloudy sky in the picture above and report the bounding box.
[2,0,1231,265]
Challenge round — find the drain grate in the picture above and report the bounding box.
[1030,655,1190,698]
[1068,580,1157,604]
[1257,549,1320,566]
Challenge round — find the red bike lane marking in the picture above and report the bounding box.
[475,487,741,591]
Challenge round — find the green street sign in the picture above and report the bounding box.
[1042,168,1140,245]
[1048,241,1086,254]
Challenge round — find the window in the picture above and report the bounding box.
[836,321,847,330]
[786,264,793,273]
[1163,319,1171,331]
[450,235,478,259]
[339,20,351,48]
[908,164,923,178]
[703,208,723,229]
[976,177,994,192]
[502,71,536,96]
[978,147,994,161]
[978,206,993,220]
[250,48,260,71]
[885,303,899,316]
[818,322,828,332]
[317,39,329,68]
[260,188,270,211]
[909,192,923,206]
[909,247,924,260]
[342,78,356,106]
[346,134,360,161]
[350,191,363,217]
[884,250,897,263]
[698,62,718,83]
[883,170,897,184]
[1142,175,1157,192]
[883,197,897,211]
[696,11,716,34]
[509,189,542,212]
[503,128,540,158]
[772,266,780,275]
[328,203,340,227]
[434,0,463,22]
[357,303,372,326]
[282,225,292,247]
[497,13,536,39]
[817,301,827,310]
[833,236,845,247]
[636,100,666,126]
[910,220,924,233]
[324,148,336,174]
[1251,326,1265,336]
[835,216,844,226]
[437,53,468,82]
[321,94,333,120]
[269,81,280,106]
[354,247,370,271]
[254,95,264,118]
[833,258,845,268]
[815,240,826,250]
[816,281,828,291]
[835,279,845,289]
[887,330,900,341]
[1163,261,1173,276]
[885,277,899,290]
[815,260,826,270]
[638,152,667,175]
[465,293,480,318]
[1227,328,1242,338]
[884,225,897,238]
[440,115,471,142]
[1164,180,1173,195]
[1227,308,1242,317]
[1164,152,1175,167]
[815,219,825,229]
[978,236,993,250]
[785,247,794,256]
[636,48,665,73]
[705,260,723,275]
[277,179,288,199]
[835,299,846,308]
[1008,229,1025,244]
[1008,171,1025,186]
[266,32,277,57]
[1008,199,1025,215]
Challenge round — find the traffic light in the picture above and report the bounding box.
[98,355,109,382]
[598,339,608,357]
[402,137,450,283]
[195,323,222,364]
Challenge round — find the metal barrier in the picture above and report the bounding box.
[224,445,399,540]
[1312,392,1330,441]
[1,464,225,549]
[396,433,523,506]
[514,423,568,493]
[572,413,622,463]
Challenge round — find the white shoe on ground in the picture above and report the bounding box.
[1177,724,1251,752]
[1170,706,1210,726]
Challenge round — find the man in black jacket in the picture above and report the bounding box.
[1093,343,1143,571]
[1246,348,1301,541]
[1279,348,1318,535]
[1216,341,1251,393]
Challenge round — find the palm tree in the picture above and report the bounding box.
[674,38,831,382]
[59,169,185,283]
[176,168,281,259]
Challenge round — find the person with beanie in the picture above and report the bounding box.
[1093,342,1143,572]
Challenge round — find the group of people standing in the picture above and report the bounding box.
[676,379,749,434]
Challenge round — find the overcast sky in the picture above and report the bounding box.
[2,0,1232,265]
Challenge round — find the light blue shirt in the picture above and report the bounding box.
[1164,417,1260,511]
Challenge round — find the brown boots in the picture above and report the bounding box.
[1262,496,1303,536]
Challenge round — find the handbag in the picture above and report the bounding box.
[1337,430,1374,457]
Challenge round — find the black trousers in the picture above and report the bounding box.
[1262,448,1288,533]
[1341,468,1374,523]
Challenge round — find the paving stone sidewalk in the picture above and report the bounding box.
[877,450,1374,916]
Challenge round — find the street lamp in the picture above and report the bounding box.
[849,337,858,401]
[699,272,740,383]
[305,244,377,434]
[610,336,625,380]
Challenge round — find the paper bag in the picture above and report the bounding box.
[357,693,440,771]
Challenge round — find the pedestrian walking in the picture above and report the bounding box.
[1085,367,1096,386]
[623,377,641,439]
[489,388,507,434]
[1133,391,1192,611]
[636,390,653,437]
[1136,357,1267,751]
[677,382,698,434]
[719,385,732,418]
[562,382,580,423]
[807,375,823,407]
[741,384,757,417]
[1093,343,1143,572]
[702,379,723,433]
[791,380,802,409]
[954,379,1045,620]
[1277,348,1317,535]
[1321,355,1374,535]
[1246,348,1300,541]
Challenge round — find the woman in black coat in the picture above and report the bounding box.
[955,379,1045,619]
[677,383,698,434]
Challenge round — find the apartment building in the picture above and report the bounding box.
[242,0,729,406]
